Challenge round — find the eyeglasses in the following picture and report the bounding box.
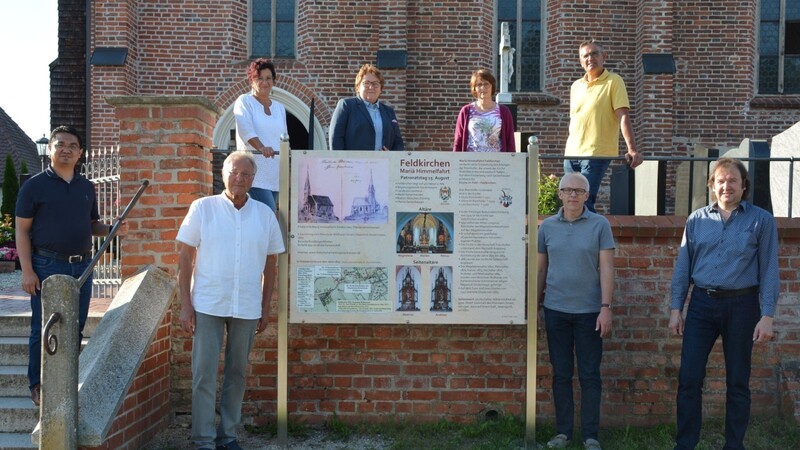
[559,188,587,196]
[580,51,601,60]
[474,82,491,89]
[256,77,274,84]
[227,171,255,179]
[361,80,381,89]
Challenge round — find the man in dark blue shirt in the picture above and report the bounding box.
[669,157,779,450]
[15,126,127,406]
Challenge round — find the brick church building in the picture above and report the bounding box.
[45,1,800,447]
[54,0,798,159]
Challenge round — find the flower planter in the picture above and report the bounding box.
[0,260,16,273]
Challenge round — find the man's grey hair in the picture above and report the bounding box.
[579,39,605,52]
[222,150,257,175]
[559,172,590,191]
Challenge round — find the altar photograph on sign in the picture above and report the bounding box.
[396,265,422,312]
[395,212,455,254]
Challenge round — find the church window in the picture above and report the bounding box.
[759,0,800,94]
[496,0,541,92]
[252,0,296,58]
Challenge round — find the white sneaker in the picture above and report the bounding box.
[546,434,570,448]
[584,438,602,450]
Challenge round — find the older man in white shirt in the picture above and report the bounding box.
[177,150,285,450]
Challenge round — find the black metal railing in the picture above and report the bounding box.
[538,154,796,217]
[209,146,796,218]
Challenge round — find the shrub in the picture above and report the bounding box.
[1,155,19,218]
[538,166,561,215]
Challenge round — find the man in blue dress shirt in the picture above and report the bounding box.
[669,157,779,450]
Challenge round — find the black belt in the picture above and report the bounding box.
[33,248,91,263]
[698,286,759,299]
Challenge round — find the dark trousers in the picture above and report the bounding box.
[28,253,92,389]
[544,307,603,441]
[674,288,760,450]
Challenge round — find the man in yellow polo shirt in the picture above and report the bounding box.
[564,40,643,212]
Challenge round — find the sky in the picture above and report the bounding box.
[0,1,57,143]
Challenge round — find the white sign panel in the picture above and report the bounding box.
[289,151,527,324]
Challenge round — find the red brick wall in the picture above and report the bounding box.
[90,0,139,146]
[101,102,799,450]
[84,97,216,449]
[81,315,172,450]
[109,96,218,277]
[151,205,799,429]
[86,1,800,444]
[88,1,798,164]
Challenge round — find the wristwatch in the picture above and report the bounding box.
[601,304,612,310]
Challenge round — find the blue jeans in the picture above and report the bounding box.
[192,312,258,449]
[544,307,603,441]
[674,288,760,450]
[564,159,612,213]
[28,253,92,390]
[248,187,277,212]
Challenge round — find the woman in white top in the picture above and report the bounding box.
[234,58,288,211]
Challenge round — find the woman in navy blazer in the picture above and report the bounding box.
[329,64,404,151]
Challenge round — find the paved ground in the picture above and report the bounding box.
[0,270,112,317]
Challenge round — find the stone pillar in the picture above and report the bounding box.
[106,96,221,278]
[35,275,81,449]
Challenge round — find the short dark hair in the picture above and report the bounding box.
[708,157,750,201]
[470,69,497,98]
[247,58,277,83]
[50,126,83,149]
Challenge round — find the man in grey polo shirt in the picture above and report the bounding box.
[537,172,616,450]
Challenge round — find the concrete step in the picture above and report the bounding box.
[0,315,102,338]
[0,432,36,449]
[0,366,28,397]
[0,338,28,366]
[0,397,38,433]
[0,337,90,366]
[0,317,30,338]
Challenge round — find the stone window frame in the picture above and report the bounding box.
[249,0,297,58]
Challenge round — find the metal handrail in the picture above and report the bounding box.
[77,180,150,288]
[540,154,796,217]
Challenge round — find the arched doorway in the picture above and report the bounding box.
[212,87,327,151]
[211,88,328,193]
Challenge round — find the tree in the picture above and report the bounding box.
[1,155,19,218]
[20,160,28,176]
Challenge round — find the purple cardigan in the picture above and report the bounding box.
[452,103,516,152]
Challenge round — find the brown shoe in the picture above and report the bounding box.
[31,385,40,406]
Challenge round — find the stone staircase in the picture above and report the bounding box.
[0,301,104,450]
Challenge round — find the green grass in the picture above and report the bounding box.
[253,414,800,450]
